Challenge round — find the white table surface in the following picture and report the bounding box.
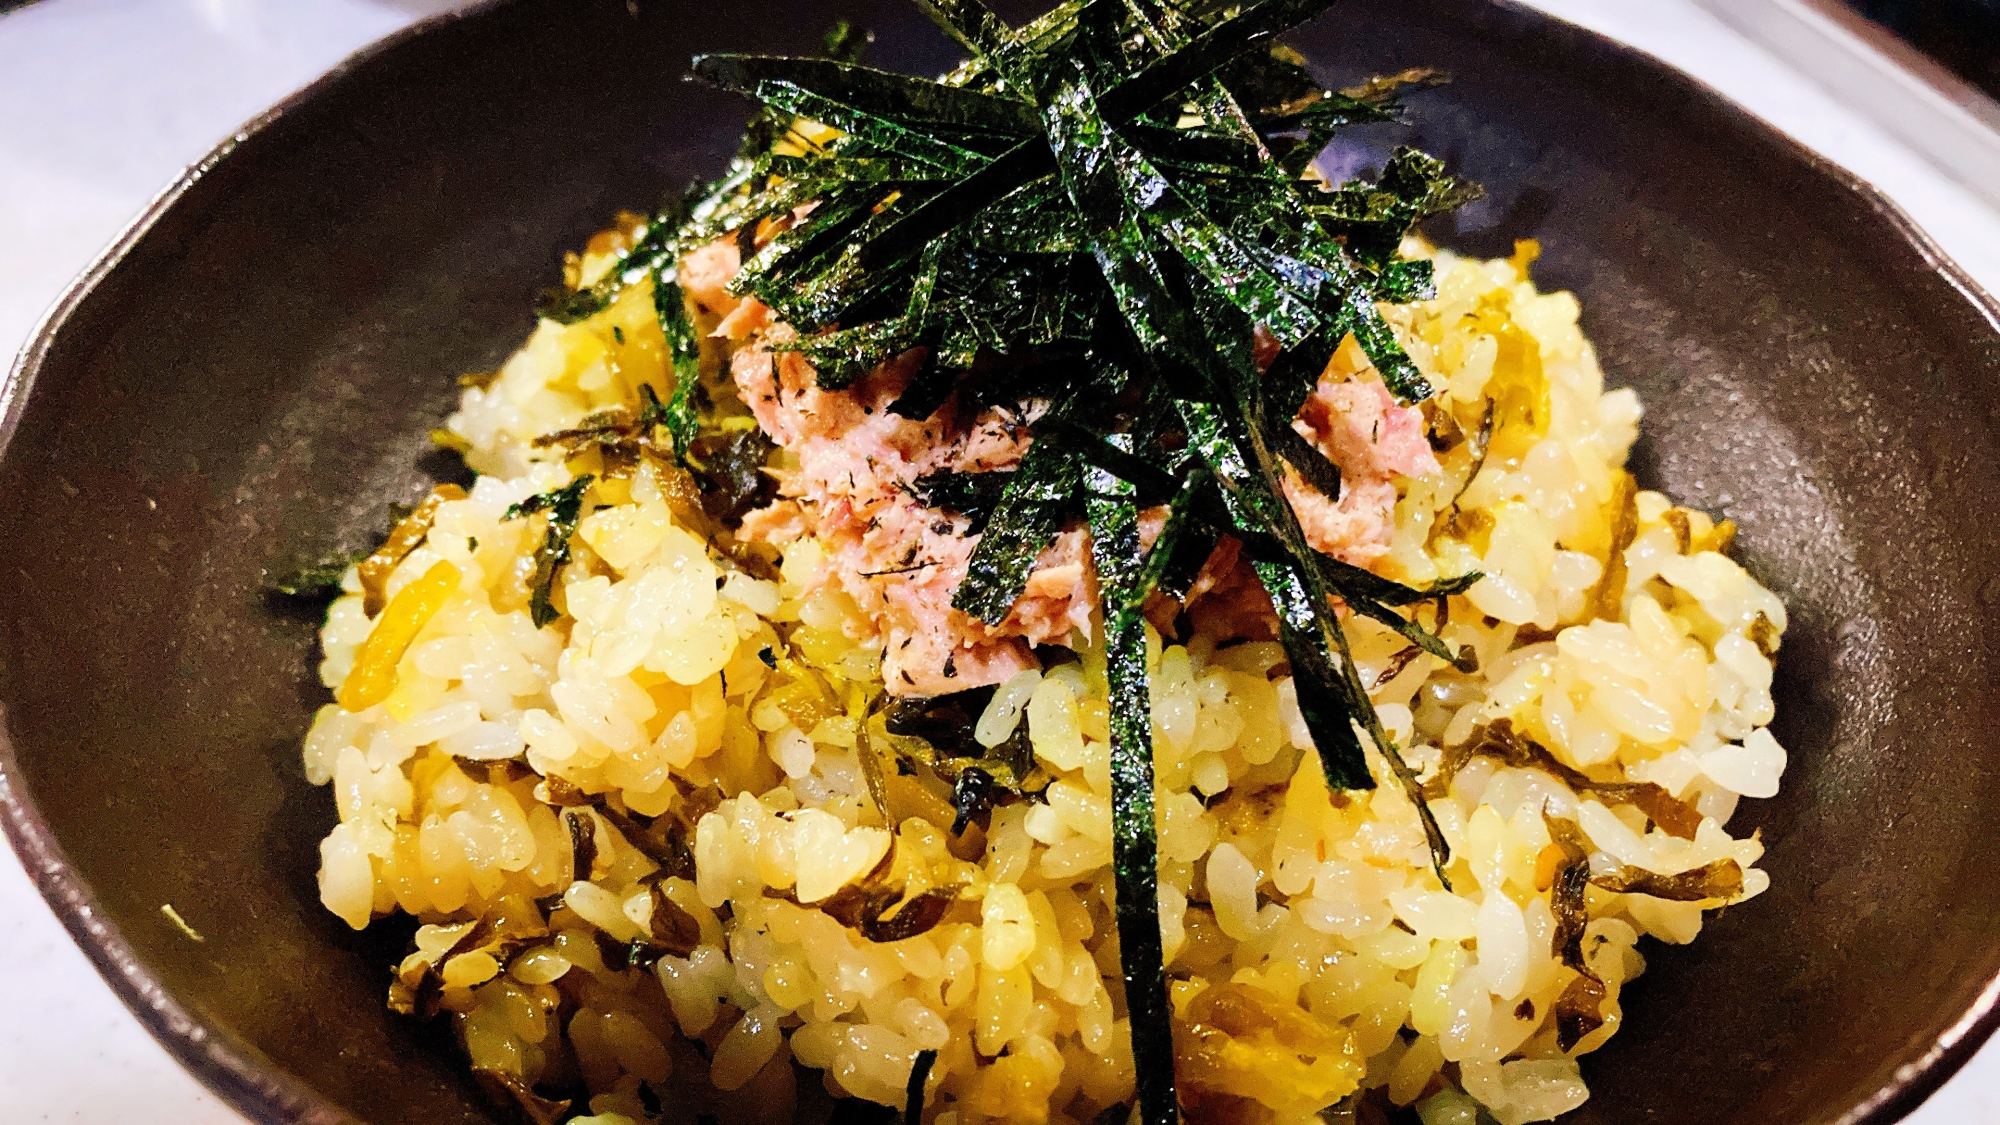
[2,0,1998,1121]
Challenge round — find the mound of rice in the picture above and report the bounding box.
[305,235,1786,1125]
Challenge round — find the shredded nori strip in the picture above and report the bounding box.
[655,271,705,465]
[907,467,1017,533]
[535,213,678,325]
[907,1048,938,1125]
[580,4,1486,1115]
[1086,450,1179,1125]
[952,401,1088,625]
[502,475,595,628]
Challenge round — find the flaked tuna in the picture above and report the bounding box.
[703,253,1063,694]
[1281,355,1440,567]
[692,240,1439,694]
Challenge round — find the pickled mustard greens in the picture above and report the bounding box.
[506,475,598,628]
[539,2,1485,1120]
[293,4,1794,1119]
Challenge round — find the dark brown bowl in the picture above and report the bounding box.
[4,0,1999,1123]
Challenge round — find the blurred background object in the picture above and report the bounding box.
[1695,0,2000,208]
[1845,0,2000,99]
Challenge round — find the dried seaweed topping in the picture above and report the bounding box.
[502,475,595,627]
[906,467,1017,533]
[1429,720,1704,840]
[638,4,1481,1116]
[653,276,704,466]
[907,1048,938,1125]
[1088,449,1181,1125]
[536,208,674,325]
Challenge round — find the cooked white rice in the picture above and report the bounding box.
[306,235,1786,1125]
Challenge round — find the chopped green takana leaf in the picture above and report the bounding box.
[875,687,1047,801]
[270,551,366,600]
[503,475,595,627]
[471,1069,570,1125]
[1429,720,1702,839]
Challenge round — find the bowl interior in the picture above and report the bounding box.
[4,1,2000,1123]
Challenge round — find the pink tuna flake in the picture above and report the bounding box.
[1281,373,1439,567]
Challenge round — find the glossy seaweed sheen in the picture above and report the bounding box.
[2,0,1998,1123]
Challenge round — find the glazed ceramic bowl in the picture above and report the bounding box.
[4,1,1998,1123]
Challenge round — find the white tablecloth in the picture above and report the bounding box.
[1,0,1996,1120]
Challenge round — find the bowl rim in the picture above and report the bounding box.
[0,7,512,1122]
[3,2,1998,1124]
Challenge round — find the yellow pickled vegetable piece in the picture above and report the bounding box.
[338,560,462,712]
[1509,237,1542,276]
[1175,982,1363,1119]
[1480,314,1550,466]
